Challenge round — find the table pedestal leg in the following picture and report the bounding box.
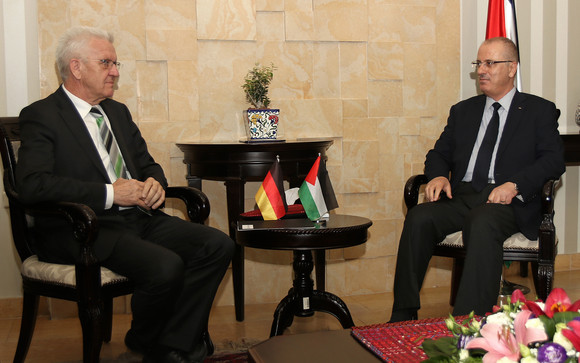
[269,250,354,337]
[225,180,245,322]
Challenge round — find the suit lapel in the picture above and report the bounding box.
[497,91,525,158]
[461,95,487,159]
[54,87,111,181]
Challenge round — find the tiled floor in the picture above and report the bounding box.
[1,267,579,362]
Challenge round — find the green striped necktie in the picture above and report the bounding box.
[90,107,128,180]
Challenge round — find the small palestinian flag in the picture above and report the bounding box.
[298,155,338,221]
[255,157,287,220]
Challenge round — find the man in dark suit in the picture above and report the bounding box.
[389,37,565,322]
[16,26,235,363]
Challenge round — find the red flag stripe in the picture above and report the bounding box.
[262,171,286,218]
[304,156,320,185]
[486,0,506,38]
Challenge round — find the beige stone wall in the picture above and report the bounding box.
[37,0,460,307]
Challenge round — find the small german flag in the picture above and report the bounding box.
[255,157,288,220]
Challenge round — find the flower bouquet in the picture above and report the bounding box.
[421,288,580,363]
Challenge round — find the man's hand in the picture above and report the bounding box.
[487,182,518,205]
[425,176,452,202]
[141,177,165,210]
[112,177,165,210]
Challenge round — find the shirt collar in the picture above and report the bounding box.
[485,87,516,113]
[61,84,102,119]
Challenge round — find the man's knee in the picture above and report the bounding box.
[149,252,185,290]
[464,204,511,236]
[206,228,236,262]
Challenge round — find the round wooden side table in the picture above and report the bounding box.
[236,214,372,337]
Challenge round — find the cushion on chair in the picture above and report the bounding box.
[439,231,539,251]
[21,255,128,286]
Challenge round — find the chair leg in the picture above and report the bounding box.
[102,297,113,343]
[13,292,39,363]
[519,261,529,277]
[531,261,554,301]
[77,299,104,363]
[449,258,464,306]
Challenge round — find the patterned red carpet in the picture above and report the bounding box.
[204,352,249,362]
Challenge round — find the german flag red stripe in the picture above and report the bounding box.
[255,159,287,220]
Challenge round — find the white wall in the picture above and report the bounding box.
[0,0,39,298]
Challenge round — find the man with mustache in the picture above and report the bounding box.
[389,37,565,321]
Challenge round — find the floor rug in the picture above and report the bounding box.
[203,352,249,362]
[202,337,261,362]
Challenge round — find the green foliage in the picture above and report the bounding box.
[242,63,276,109]
[422,336,458,359]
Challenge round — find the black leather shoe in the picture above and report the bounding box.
[143,347,192,363]
[124,329,148,355]
[388,309,418,323]
[186,340,208,363]
[201,331,214,356]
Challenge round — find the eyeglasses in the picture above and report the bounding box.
[89,59,122,70]
[471,60,513,69]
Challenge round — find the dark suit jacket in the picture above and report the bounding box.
[16,86,168,262]
[424,91,565,240]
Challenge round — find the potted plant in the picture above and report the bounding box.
[242,63,280,141]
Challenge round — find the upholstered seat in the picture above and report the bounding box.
[21,255,129,287]
[439,231,540,251]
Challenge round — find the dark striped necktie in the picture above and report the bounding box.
[472,102,501,191]
[90,107,128,180]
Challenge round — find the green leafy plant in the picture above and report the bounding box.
[242,63,276,109]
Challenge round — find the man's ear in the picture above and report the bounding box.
[70,59,82,79]
[508,61,518,78]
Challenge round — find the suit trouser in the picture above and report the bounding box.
[391,182,519,317]
[101,209,235,352]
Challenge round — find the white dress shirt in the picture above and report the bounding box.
[463,87,516,184]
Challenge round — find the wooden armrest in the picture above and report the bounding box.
[538,178,559,261]
[166,186,210,223]
[541,179,559,214]
[404,174,428,209]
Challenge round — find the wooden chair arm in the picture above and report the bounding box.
[166,186,210,224]
[540,179,558,215]
[538,178,559,263]
[404,174,428,210]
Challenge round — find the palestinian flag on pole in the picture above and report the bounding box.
[298,155,338,221]
[255,157,287,220]
[486,0,522,91]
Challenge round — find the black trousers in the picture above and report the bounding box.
[101,209,235,352]
[391,182,519,317]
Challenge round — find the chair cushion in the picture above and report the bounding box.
[439,231,539,251]
[21,255,128,286]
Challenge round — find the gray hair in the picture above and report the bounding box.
[482,37,519,63]
[56,26,114,81]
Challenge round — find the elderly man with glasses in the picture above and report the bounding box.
[16,26,235,363]
[389,37,565,322]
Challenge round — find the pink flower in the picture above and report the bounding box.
[511,289,527,304]
[525,288,580,318]
[466,323,519,362]
[561,319,580,351]
[466,310,547,362]
[514,310,548,345]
